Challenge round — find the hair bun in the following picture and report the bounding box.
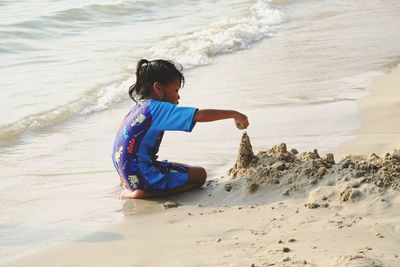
[139,59,150,67]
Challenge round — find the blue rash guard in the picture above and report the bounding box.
[112,99,197,192]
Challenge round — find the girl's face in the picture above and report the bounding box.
[164,78,181,104]
[154,78,181,104]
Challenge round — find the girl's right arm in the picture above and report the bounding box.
[193,109,249,129]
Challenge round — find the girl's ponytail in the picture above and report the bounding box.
[129,59,150,102]
[128,58,185,103]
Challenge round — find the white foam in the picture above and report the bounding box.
[80,78,133,115]
[0,78,132,146]
[149,0,284,68]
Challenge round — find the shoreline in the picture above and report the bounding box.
[334,65,400,158]
[2,65,400,266]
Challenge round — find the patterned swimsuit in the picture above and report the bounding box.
[112,99,197,192]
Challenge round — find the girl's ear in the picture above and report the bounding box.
[153,82,165,100]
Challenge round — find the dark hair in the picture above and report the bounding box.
[129,59,185,102]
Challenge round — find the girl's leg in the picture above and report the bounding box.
[119,166,207,199]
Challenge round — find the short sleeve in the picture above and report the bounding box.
[149,100,197,132]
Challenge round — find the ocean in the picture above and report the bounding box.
[1,0,400,261]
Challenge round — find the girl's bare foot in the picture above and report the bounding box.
[118,189,145,199]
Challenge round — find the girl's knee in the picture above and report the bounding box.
[198,167,207,185]
[189,167,207,186]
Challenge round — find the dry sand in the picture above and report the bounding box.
[3,67,400,267]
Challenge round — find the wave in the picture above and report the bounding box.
[0,79,132,146]
[0,1,155,43]
[6,1,152,25]
[150,0,284,68]
[0,0,284,146]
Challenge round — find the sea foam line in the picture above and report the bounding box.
[0,79,131,146]
[150,0,284,68]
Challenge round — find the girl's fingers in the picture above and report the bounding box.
[234,112,249,129]
[235,119,248,129]
[235,121,244,129]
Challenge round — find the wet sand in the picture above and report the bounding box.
[335,65,400,158]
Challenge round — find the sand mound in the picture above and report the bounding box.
[331,255,384,267]
[225,133,400,199]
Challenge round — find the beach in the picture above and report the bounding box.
[3,64,400,267]
[1,0,400,266]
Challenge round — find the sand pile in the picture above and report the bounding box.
[225,132,400,199]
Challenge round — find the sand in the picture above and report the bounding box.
[3,67,400,267]
[335,65,400,158]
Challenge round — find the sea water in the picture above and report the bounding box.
[1,0,400,261]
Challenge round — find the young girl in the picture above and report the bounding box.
[112,59,249,199]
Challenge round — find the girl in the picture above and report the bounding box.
[112,59,249,199]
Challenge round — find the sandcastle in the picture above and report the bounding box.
[226,132,400,196]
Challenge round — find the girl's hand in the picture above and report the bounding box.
[234,112,249,129]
